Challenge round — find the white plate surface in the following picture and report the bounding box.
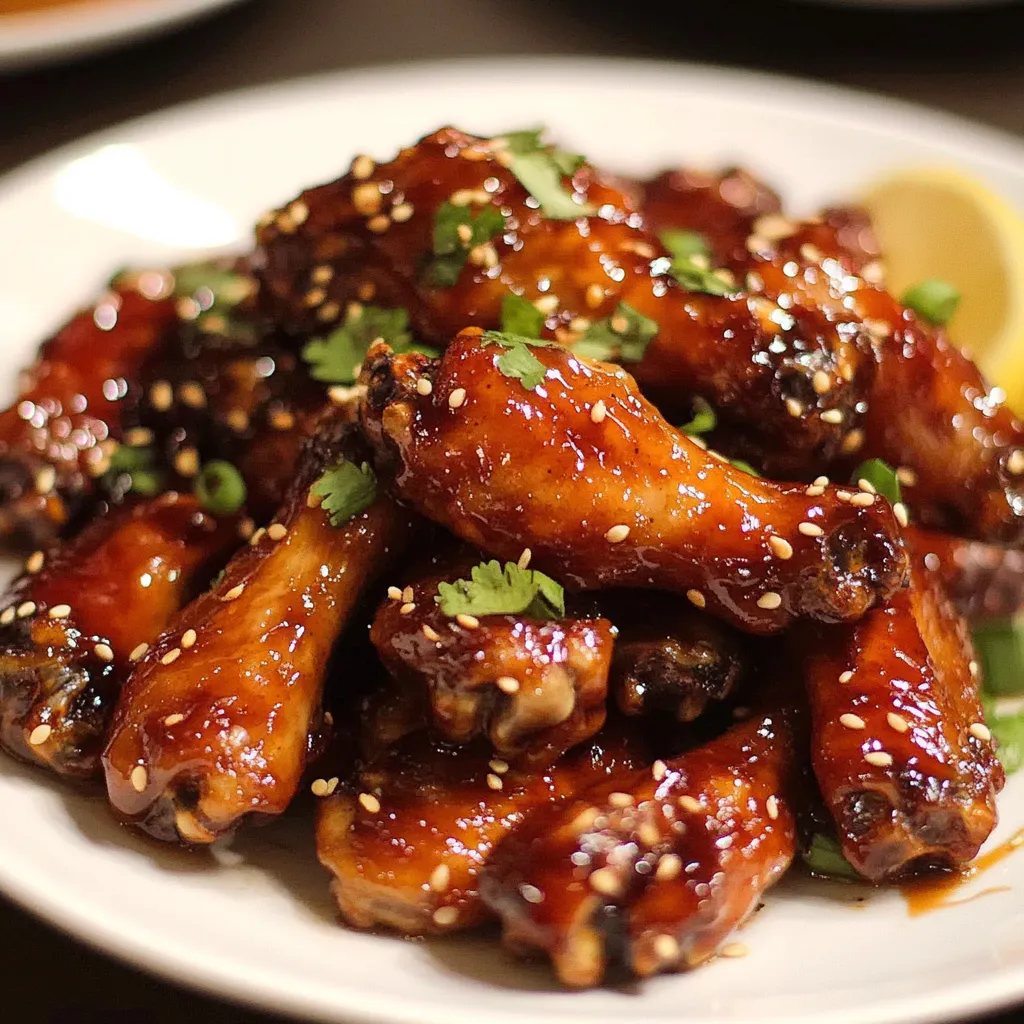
[1,58,1024,1024]
[0,0,249,71]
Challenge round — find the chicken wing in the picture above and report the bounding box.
[317,723,649,936]
[103,417,416,842]
[254,127,871,469]
[480,699,801,987]
[0,494,240,777]
[801,560,1003,881]
[360,331,908,634]
[368,554,612,764]
[0,273,177,544]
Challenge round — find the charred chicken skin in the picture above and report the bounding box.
[360,331,908,633]
[318,723,649,936]
[0,494,240,777]
[103,418,415,842]
[801,561,1003,881]
[480,700,801,988]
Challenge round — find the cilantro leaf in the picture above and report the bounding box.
[659,229,710,263]
[974,618,1024,698]
[103,444,165,498]
[902,279,960,327]
[501,292,545,338]
[669,256,736,297]
[802,833,861,882]
[424,202,507,288]
[436,559,565,620]
[679,397,717,436]
[574,303,659,363]
[481,331,557,391]
[851,459,902,507]
[302,305,436,384]
[310,460,377,526]
[499,129,596,220]
[171,261,257,340]
[729,458,761,478]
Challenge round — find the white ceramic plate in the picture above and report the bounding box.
[1,58,1024,1024]
[0,0,249,72]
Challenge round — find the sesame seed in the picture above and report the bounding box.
[456,223,473,244]
[590,400,607,424]
[456,613,479,629]
[653,933,680,962]
[656,853,682,881]
[130,765,148,792]
[766,795,780,820]
[448,388,467,409]
[569,316,592,333]
[163,713,185,727]
[1008,450,1024,476]
[124,426,154,447]
[608,792,634,808]
[753,214,796,241]
[422,624,441,642]
[402,586,414,603]
[318,301,340,323]
[798,522,824,538]
[358,792,381,813]
[161,648,181,666]
[517,548,532,570]
[400,602,416,615]
[841,429,865,455]
[387,586,403,601]
[814,476,830,486]
[497,676,520,694]
[720,942,749,959]
[610,314,629,334]
[129,642,149,662]
[785,397,804,418]
[367,215,391,234]
[33,465,56,495]
[178,382,206,409]
[486,773,503,791]
[432,906,459,927]
[820,408,843,425]
[429,864,451,891]
[768,536,793,560]
[969,660,980,678]
[686,589,706,609]
[174,448,200,478]
[805,485,825,497]
[223,583,246,601]
[850,492,875,508]
[249,527,266,546]
[894,503,909,528]
[970,722,992,742]
[679,795,703,814]
[0,607,14,625]
[896,467,918,487]
[746,235,768,254]
[25,551,44,574]
[756,592,782,610]
[800,242,823,263]
[857,478,877,495]
[310,778,329,797]
[150,380,173,411]
[812,371,831,395]
[351,182,381,215]
[415,377,433,396]
[16,601,35,618]
[181,628,197,650]
[839,670,854,683]
[534,295,559,314]
[311,265,334,286]
[652,759,667,782]
[226,409,249,432]
[886,712,909,734]
[326,777,339,795]
[489,758,510,775]
[605,524,630,544]
[48,603,71,620]
[351,155,375,179]
[29,724,51,746]
[94,642,114,662]
[267,523,288,541]
[588,867,623,897]
[840,713,865,730]
[391,203,414,223]
[585,283,604,309]
[357,281,376,302]
[864,751,893,768]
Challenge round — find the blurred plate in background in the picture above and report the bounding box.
[0,0,250,72]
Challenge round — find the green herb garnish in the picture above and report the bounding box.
[172,261,256,340]
[679,397,717,437]
[310,460,378,526]
[481,331,558,391]
[301,305,436,384]
[803,833,861,882]
[425,202,507,288]
[972,617,1024,776]
[851,459,902,507]
[500,292,545,338]
[436,559,565,620]
[104,445,164,498]
[659,229,710,263]
[573,303,659,363]
[729,458,761,478]
[669,257,736,297]
[194,460,247,516]
[498,129,596,220]
[902,279,960,327]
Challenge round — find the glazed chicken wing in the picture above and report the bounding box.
[255,127,873,469]
[801,560,1003,881]
[103,417,415,842]
[317,723,649,936]
[0,493,240,777]
[360,331,907,633]
[480,700,801,987]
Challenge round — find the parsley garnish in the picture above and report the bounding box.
[679,397,717,436]
[481,331,558,391]
[501,292,544,338]
[498,129,596,221]
[436,559,565,620]
[851,459,902,507]
[802,833,860,882]
[424,202,507,288]
[659,229,710,263]
[172,261,256,340]
[103,445,164,498]
[310,459,378,526]
[902,279,960,327]
[573,303,659,363]
[302,306,436,384]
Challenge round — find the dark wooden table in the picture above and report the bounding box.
[2,0,1024,1020]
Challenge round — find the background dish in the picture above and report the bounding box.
[0,0,250,72]
[1,58,1023,1024]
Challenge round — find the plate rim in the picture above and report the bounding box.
[2,54,1024,1024]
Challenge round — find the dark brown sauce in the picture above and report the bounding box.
[901,824,1024,917]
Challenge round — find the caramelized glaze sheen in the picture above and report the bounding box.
[360,331,908,633]
[0,494,239,777]
[103,419,416,842]
[317,724,649,935]
[481,703,801,987]
[802,562,1003,881]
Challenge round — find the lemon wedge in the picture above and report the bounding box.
[859,167,1024,411]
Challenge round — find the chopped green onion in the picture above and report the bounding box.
[901,279,960,327]
[194,461,247,516]
[659,229,710,263]
[679,397,717,436]
[802,833,861,882]
[973,617,1024,697]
